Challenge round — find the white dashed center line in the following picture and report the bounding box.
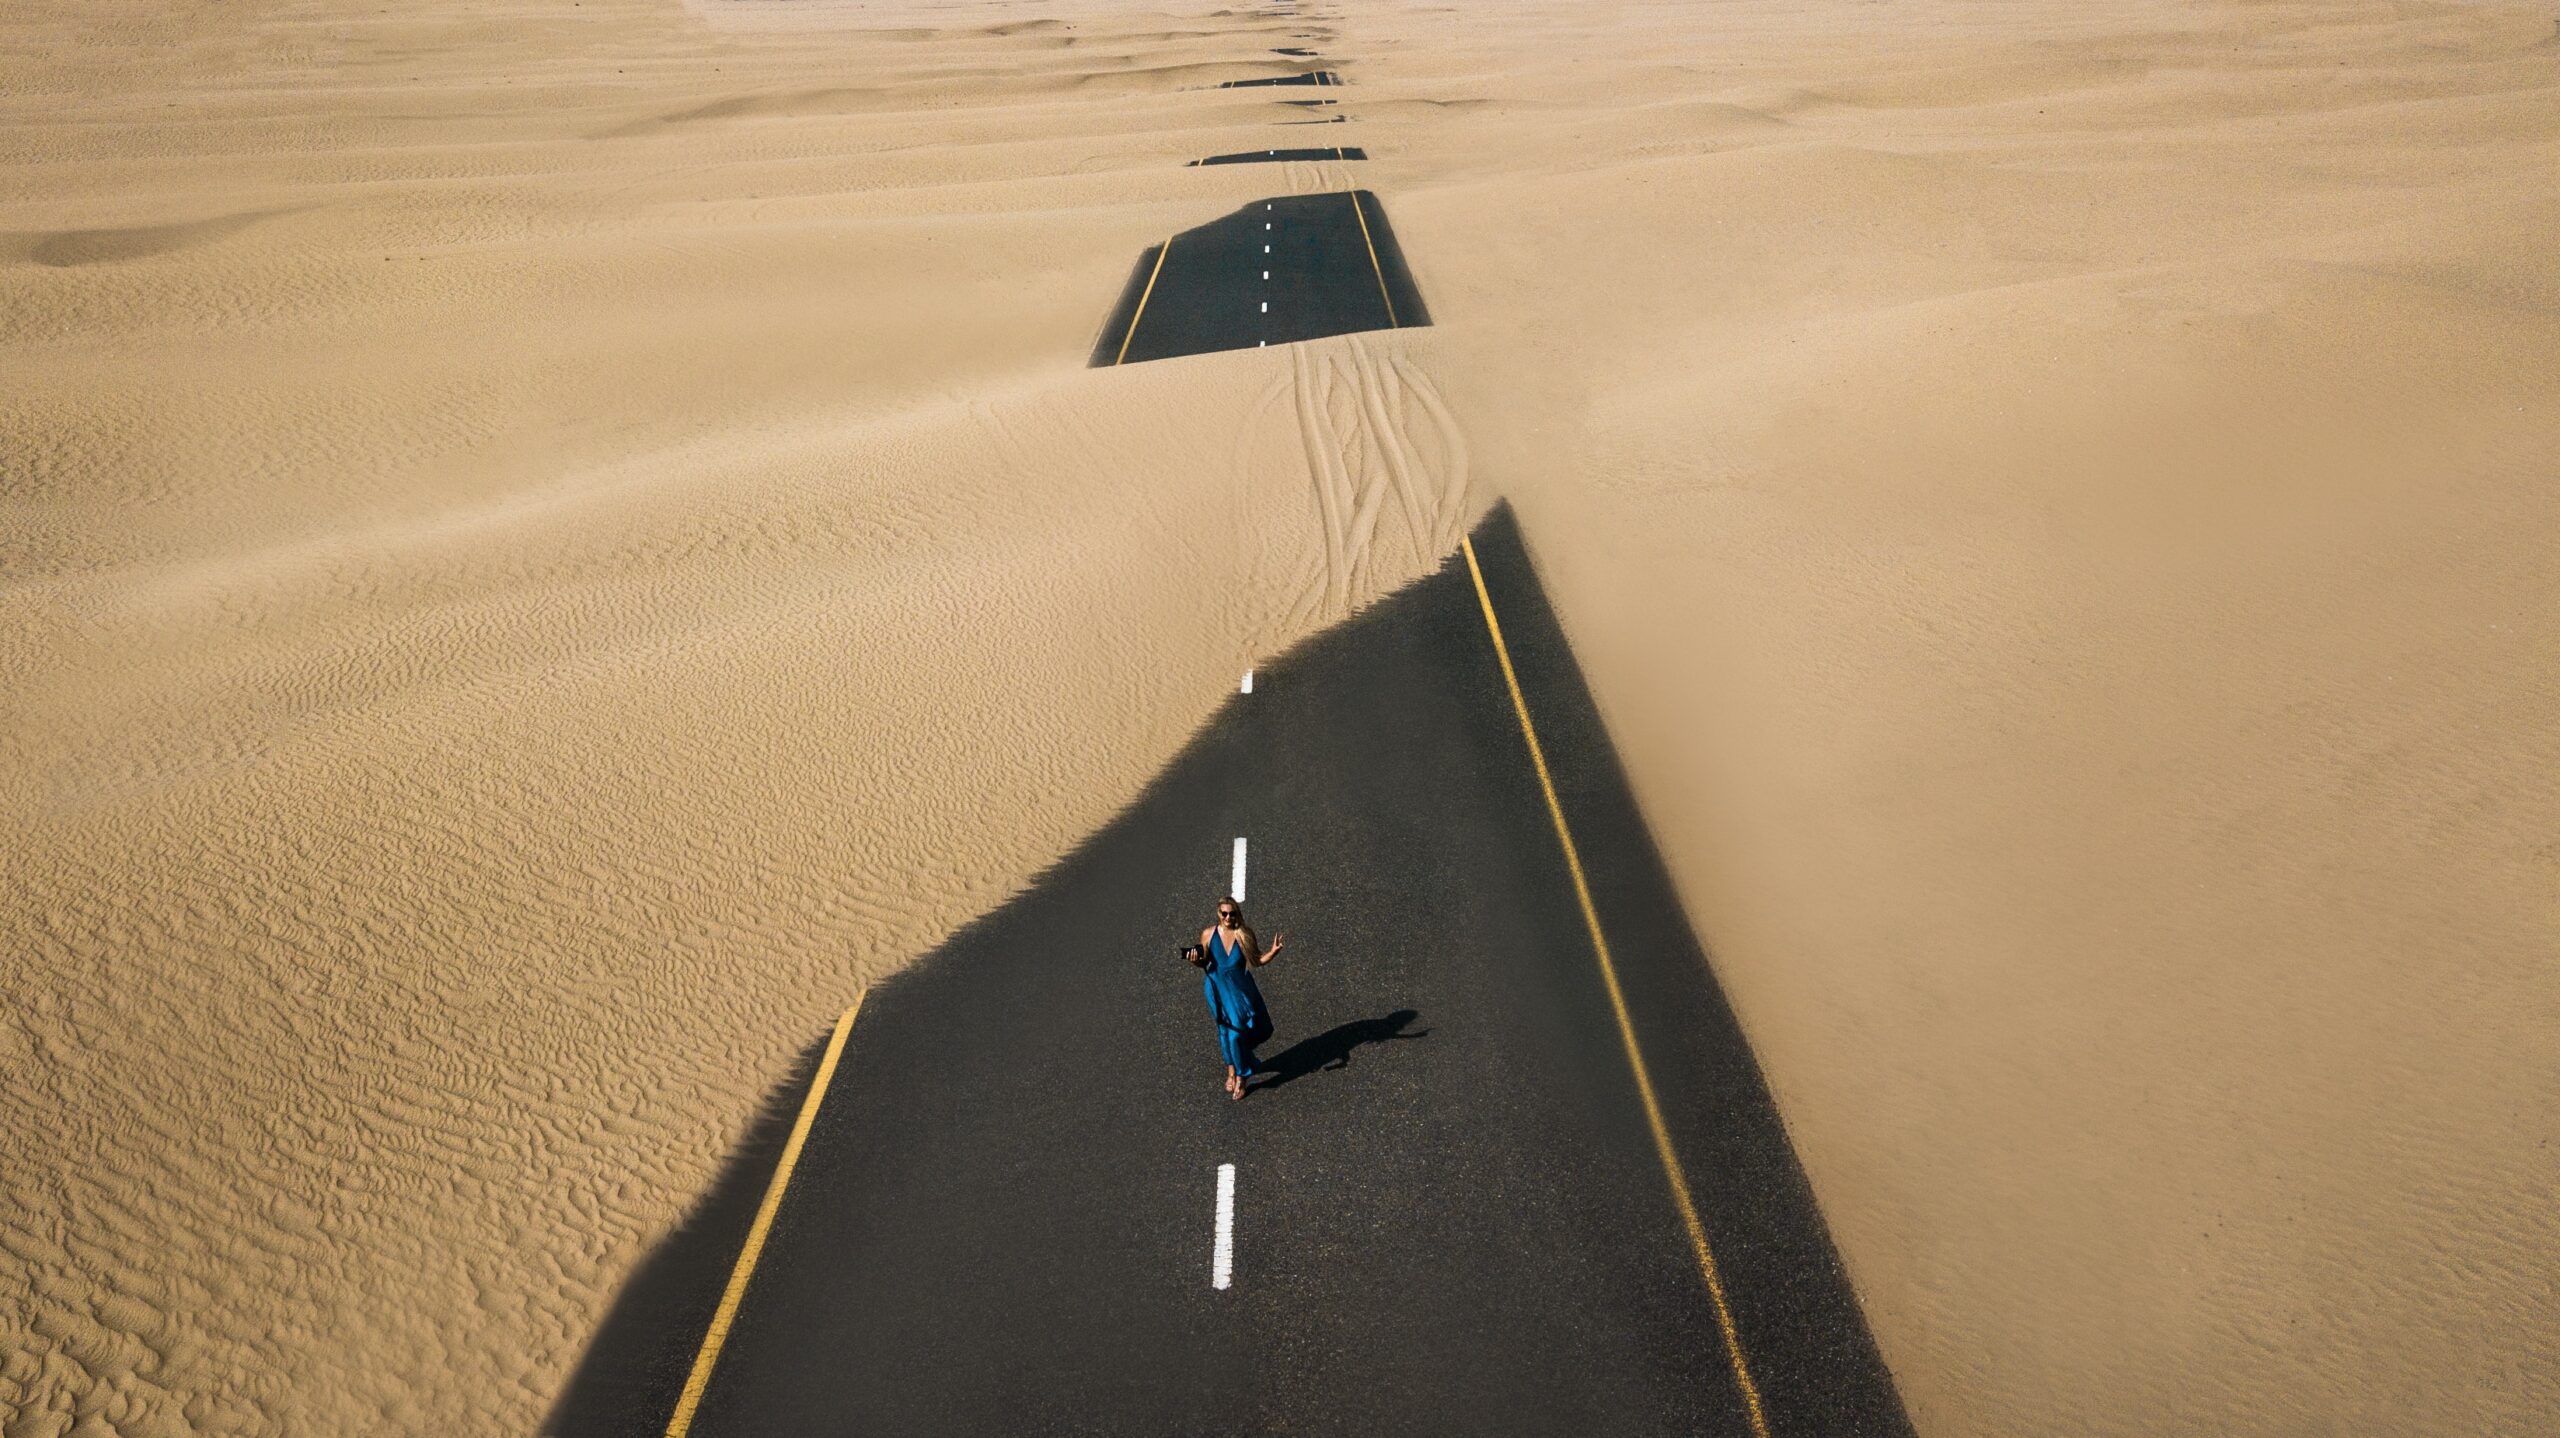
[1213,1163,1237,1289]
[1231,836,1248,900]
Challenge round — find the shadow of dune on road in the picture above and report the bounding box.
[538,1026,837,1438]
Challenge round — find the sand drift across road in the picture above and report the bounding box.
[1090,29,1417,365]
[557,20,1914,1437]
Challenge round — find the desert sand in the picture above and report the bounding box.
[3,0,2554,1433]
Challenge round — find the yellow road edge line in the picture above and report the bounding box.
[663,996,867,1438]
[1113,236,1175,366]
[1458,536,1774,1438]
[1347,191,1399,329]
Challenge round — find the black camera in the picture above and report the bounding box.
[1180,943,1207,967]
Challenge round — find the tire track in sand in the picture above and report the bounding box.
[1283,337,1470,630]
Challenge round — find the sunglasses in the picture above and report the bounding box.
[1218,908,1240,918]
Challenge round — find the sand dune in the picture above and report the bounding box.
[1373,2,2560,1431]
[4,0,2554,1433]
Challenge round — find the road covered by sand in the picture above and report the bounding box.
[4,0,2554,1433]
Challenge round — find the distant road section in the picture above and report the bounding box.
[1090,191,1428,366]
[1191,146,1369,165]
[1219,70,1340,87]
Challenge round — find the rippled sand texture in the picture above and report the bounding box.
[4,0,2555,1434]
[0,1,1471,1432]
[1364,0,2560,1433]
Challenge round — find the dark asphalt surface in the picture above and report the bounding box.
[1089,191,1428,366]
[1220,70,1340,88]
[638,507,1912,1436]
[1191,146,1369,165]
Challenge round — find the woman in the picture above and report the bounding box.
[1194,897,1284,1100]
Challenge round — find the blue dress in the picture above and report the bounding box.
[1203,930,1274,1077]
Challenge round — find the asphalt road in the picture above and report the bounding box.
[1191,146,1369,165]
[1220,70,1341,88]
[632,507,1913,1437]
[1089,191,1428,366]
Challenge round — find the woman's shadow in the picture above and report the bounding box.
[1252,1009,1428,1092]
